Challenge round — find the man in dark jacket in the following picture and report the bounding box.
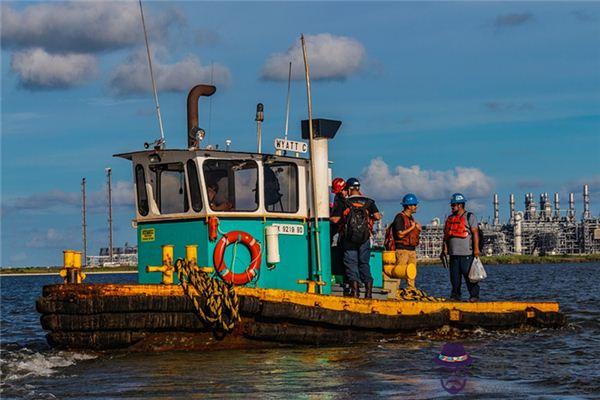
[331,178,381,298]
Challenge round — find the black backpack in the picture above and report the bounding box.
[343,199,372,245]
[466,212,485,253]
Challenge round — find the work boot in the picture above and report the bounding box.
[350,281,360,298]
[364,281,373,299]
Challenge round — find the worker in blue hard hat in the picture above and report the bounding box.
[441,193,481,302]
[390,193,422,289]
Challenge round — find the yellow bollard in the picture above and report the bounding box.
[391,263,417,281]
[297,279,326,294]
[382,250,396,278]
[383,250,417,280]
[63,250,75,268]
[73,251,82,268]
[146,245,175,284]
[185,245,213,273]
[60,250,86,284]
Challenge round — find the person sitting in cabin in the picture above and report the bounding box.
[207,182,233,211]
[392,193,422,288]
[330,178,381,299]
[441,193,480,302]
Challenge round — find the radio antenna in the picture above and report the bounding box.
[284,61,292,141]
[139,0,165,148]
[207,61,214,145]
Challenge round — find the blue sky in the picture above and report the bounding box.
[1,1,599,266]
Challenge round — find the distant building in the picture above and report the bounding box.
[87,243,137,267]
[408,185,600,260]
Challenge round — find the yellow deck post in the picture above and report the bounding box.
[146,245,175,284]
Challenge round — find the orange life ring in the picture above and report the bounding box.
[213,230,261,285]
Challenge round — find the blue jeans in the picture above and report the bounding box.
[449,255,480,300]
[343,240,373,284]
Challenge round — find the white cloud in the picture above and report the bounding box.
[360,158,494,202]
[261,33,366,81]
[2,181,133,214]
[11,48,97,90]
[1,2,182,53]
[26,228,72,249]
[109,47,231,95]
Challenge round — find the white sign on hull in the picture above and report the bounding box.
[271,223,305,235]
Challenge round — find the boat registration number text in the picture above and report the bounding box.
[272,224,304,235]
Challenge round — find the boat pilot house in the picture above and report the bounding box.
[116,87,381,294]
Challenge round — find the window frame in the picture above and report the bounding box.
[135,164,149,216]
[263,161,299,214]
[202,158,260,213]
[186,159,203,212]
[150,162,189,215]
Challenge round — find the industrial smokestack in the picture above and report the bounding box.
[493,193,499,226]
[568,192,575,220]
[554,192,560,219]
[514,212,522,254]
[543,192,552,219]
[509,194,515,223]
[583,184,591,219]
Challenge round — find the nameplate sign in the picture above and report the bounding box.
[271,224,305,235]
[274,138,308,153]
[141,228,155,242]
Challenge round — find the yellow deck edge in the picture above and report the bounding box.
[49,284,560,315]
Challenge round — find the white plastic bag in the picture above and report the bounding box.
[468,257,487,282]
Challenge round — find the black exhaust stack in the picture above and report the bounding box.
[187,85,216,149]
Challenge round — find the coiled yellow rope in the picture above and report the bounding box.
[175,259,241,332]
[397,287,446,302]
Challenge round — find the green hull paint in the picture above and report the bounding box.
[138,218,333,294]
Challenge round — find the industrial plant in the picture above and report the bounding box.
[417,184,600,259]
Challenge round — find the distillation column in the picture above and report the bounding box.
[493,193,499,226]
[583,184,591,220]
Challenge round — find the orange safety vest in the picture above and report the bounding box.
[395,212,420,247]
[444,213,470,239]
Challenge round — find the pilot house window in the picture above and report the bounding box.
[263,162,298,213]
[150,163,189,214]
[203,160,258,212]
[135,164,149,216]
[186,160,203,212]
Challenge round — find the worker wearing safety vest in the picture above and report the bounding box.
[392,193,421,288]
[441,193,480,302]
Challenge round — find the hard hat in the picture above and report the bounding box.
[402,193,419,206]
[331,177,346,194]
[345,177,360,189]
[450,193,467,204]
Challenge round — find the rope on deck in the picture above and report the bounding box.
[174,259,241,333]
[397,287,446,302]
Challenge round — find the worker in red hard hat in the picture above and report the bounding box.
[330,177,349,295]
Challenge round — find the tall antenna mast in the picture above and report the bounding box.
[139,0,165,148]
[106,168,113,263]
[81,178,87,266]
[207,61,214,144]
[284,61,292,141]
[301,34,323,290]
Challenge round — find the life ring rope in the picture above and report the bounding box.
[214,230,261,286]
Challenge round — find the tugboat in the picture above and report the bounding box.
[36,83,565,351]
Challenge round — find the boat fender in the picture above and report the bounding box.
[214,231,261,285]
